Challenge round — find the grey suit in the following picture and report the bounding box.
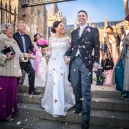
[65,26,100,121]
[70,57,91,121]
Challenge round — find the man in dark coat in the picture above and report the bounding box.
[13,21,40,95]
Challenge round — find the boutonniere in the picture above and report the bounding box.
[86,28,91,33]
[84,28,91,33]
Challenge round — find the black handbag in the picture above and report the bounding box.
[1,46,15,55]
[105,57,114,70]
[104,48,114,70]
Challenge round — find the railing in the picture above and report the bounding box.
[0,0,17,31]
[20,0,76,8]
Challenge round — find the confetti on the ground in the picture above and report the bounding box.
[17,122,21,125]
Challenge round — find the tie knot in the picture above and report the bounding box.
[21,35,24,37]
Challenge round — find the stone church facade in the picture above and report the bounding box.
[47,3,66,27]
[0,0,47,40]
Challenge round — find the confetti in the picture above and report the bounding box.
[52,82,55,85]
[80,98,84,100]
[30,95,32,98]
[12,108,14,112]
[17,122,21,125]
[55,99,58,103]
[3,105,5,108]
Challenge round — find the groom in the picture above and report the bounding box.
[64,10,100,129]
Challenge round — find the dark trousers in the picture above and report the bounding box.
[20,61,35,93]
[70,57,91,121]
[96,69,104,83]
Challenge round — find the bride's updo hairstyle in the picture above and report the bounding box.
[51,21,62,33]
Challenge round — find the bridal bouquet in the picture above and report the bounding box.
[37,38,48,56]
[37,38,48,48]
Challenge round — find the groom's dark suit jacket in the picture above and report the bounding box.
[13,32,34,54]
[65,26,100,81]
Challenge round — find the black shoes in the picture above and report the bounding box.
[73,108,82,114]
[81,121,89,129]
[96,81,103,86]
[29,90,40,95]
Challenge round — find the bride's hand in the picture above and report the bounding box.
[64,57,70,65]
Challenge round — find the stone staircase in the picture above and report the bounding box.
[0,84,129,129]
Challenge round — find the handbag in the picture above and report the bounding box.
[1,46,15,55]
[105,57,114,70]
[104,48,114,70]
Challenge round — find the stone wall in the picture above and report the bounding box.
[18,3,47,40]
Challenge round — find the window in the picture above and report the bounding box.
[37,10,40,17]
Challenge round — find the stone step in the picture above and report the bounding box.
[18,85,121,98]
[0,116,120,129]
[18,93,129,112]
[17,103,129,128]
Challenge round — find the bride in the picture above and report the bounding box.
[41,21,74,117]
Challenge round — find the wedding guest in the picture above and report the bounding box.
[23,33,47,86]
[13,21,40,95]
[0,23,29,121]
[119,26,126,52]
[115,14,129,100]
[104,26,120,86]
[95,48,104,85]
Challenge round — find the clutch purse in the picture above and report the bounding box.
[1,46,15,55]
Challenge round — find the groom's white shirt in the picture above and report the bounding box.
[75,24,88,57]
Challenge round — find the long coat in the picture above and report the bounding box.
[0,33,25,77]
[113,34,129,91]
[65,26,100,81]
[123,35,129,91]
[104,32,120,57]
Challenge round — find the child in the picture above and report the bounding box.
[95,48,104,85]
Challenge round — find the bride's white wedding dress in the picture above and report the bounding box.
[41,37,74,116]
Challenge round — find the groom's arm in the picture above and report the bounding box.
[65,31,74,56]
[93,28,100,64]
